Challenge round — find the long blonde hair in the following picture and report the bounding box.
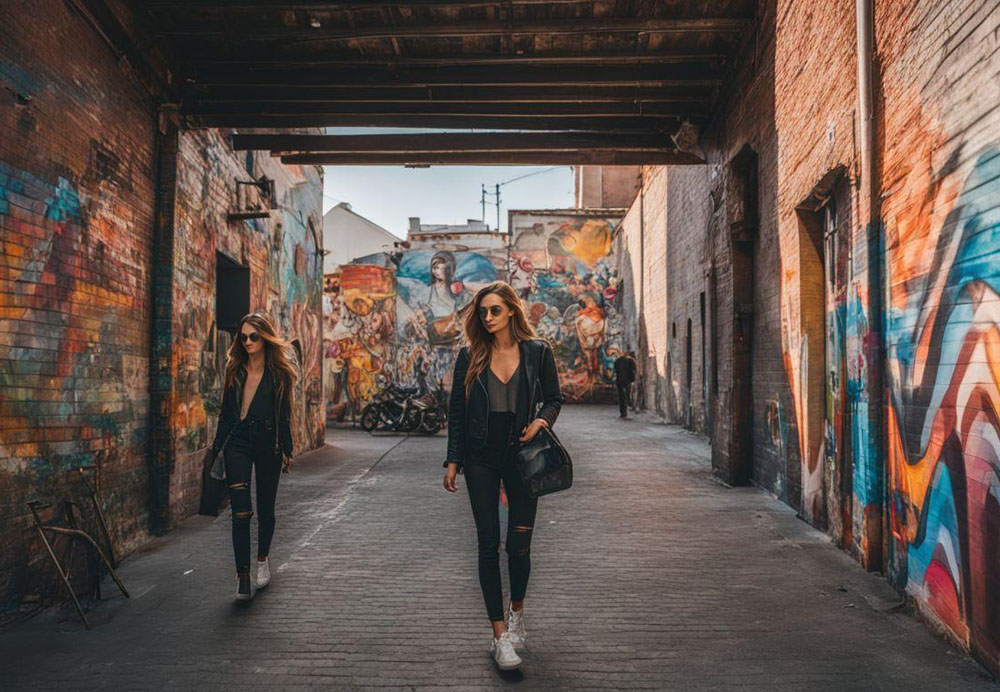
[463,281,538,396]
[223,312,298,407]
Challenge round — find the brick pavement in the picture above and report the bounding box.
[1,406,996,691]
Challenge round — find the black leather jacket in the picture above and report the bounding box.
[211,367,293,460]
[445,339,563,469]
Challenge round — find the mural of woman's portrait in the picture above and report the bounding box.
[396,248,495,346]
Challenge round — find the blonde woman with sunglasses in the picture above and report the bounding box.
[442,281,563,670]
[211,312,297,601]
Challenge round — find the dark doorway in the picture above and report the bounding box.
[729,145,758,485]
[795,168,852,540]
[685,318,693,428]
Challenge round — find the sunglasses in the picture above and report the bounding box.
[478,305,505,320]
[240,332,261,343]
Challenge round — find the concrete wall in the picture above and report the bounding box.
[614,0,1000,675]
[0,0,323,623]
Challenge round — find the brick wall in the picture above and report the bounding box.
[167,130,325,524]
[0,0,157,622]
[876,0,1000,670]
[614,0,1000,676]
[0,0,325,623]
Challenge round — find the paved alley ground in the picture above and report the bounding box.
[1,406,997,691]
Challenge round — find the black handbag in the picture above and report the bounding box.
[514,424,572,498]
[198,425,235,517]
[514,345,572,498]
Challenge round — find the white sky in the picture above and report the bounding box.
[320,129,576,238]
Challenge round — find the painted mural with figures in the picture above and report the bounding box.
[509,211,626,403]
[323,211,625,418]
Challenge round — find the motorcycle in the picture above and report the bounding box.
[359,382,420,433]
[409,380,448,435]
[359,379,447,435]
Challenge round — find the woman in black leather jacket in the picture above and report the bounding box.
[442,281,563,670]
[211,312,296,602]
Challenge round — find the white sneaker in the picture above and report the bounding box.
[506,606,527,651]
[256,558,271,588]
[490,631,522,670]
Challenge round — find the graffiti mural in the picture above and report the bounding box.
[322,212,625,418]
[323,264,397,419]
[510,212,625,403]
[395,243,502,390]
[885,145,1000,664]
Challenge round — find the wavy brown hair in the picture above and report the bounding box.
[223,312,298,406]
[462,281,538,396]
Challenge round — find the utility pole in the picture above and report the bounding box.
[481,166,568,233]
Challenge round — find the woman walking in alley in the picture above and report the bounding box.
[212,312,296,602]
[442,281,563,671]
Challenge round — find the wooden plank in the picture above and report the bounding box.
[186,62,724,87]
[179,50,729,67]
[157,16,750,39]
[142,1,598,8]
[231,132,674,152]
[189,114,685,130]
[195,84,715,103]
[278,150,705,165]
[185,100,709,117]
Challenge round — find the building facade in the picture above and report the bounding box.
[0,0,324,623]
[616,0,1000,675]
[322,202,401,272]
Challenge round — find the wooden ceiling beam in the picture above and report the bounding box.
[187,63,724,87]
[194,84,715,103]
[231,131,675,153]
[190,114,684,130]
[178,51,729,67]
[278,150,705,165]
[142,1,599,9]
[157,17,750,40]
[186,101,708,117]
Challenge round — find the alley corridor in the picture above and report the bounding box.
[1,407,995,691]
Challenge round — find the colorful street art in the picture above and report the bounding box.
[395,244,502,391]
[322,212,625,418]
[509,212,625,403]
[324,264,397,420]
[884,145,1000,664]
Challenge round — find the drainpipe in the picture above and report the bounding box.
[855,0,884,573]
[638,167,645,409]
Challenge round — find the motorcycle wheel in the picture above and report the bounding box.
[359,404,380,432]
[399,408,421,432]
[420,412,443,435]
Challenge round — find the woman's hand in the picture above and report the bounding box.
[443,463,459,492]
[282,454,294,474]
[519,418,548,443]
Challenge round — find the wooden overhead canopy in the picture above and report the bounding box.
[134,0,754,163]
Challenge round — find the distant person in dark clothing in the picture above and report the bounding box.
[613,351,637,418]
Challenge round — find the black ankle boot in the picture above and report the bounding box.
[235,570,255,601]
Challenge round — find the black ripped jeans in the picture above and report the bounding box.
[224,417,282,573]
[464,412,538,622]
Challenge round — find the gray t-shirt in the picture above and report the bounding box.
[488,362,520,413]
